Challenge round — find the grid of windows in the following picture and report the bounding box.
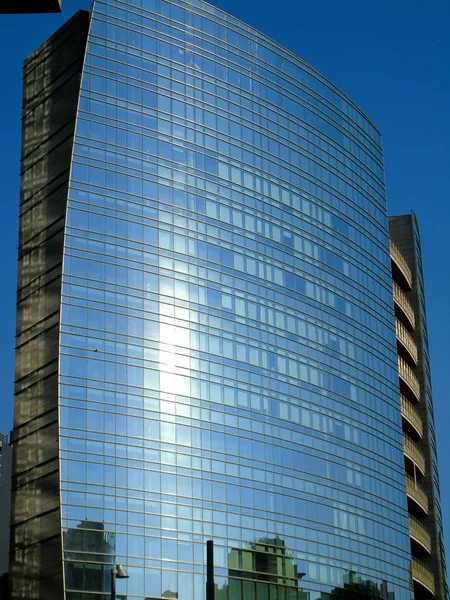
[59,1,411,599]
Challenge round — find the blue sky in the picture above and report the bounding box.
[1,0,449,564]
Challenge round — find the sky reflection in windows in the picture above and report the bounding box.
[61,0,410,599]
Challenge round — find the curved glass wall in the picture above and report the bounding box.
[58,0,411,599]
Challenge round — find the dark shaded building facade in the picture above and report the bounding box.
[10,10,89,599]
[0,432,13,599]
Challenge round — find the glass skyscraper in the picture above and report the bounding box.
[11,1,432,599]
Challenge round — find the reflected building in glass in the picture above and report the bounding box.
[64,520,116,597]
[218,536,307,600]
[10,1,446,600]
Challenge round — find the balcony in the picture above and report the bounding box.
[401,395,423,440]
[406,474,428,515]
[412,557,435,595]
[398,356,421,402]
[409,514,432,554]
[396,319,418,365]
[403,434,426,476]
[393,281,416,330]
[390,240,413,290]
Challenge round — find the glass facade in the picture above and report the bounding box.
[56,0,411,599]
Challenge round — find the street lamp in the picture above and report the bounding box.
[111,564,129,600]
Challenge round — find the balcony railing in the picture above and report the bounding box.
[406,473,429,514]
[401,395,423,439]
[412,557,435,595]
[393,281,416,329]
[396,319,418,365]
[409,514,432,553]
[390,239,413,289]
[403,434,426,475]
[398,356,421,402]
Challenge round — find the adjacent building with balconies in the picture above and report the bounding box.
[389,213,448,600]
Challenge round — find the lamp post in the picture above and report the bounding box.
[206,540,215,600]
[111,564,129,600]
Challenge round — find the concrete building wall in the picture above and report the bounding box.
[390,213,448,600]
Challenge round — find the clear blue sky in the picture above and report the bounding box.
[1,0,449,564]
